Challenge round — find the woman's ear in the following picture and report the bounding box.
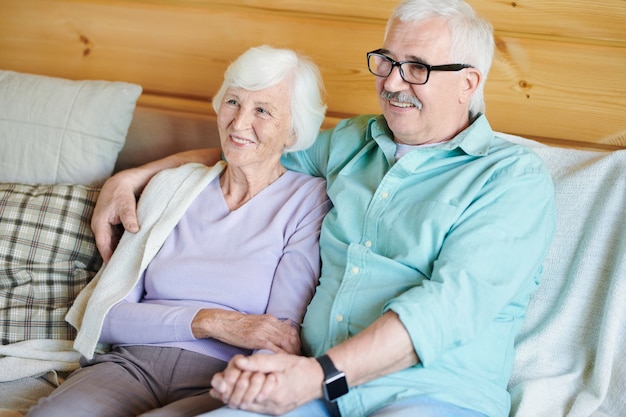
[285,130,297,148]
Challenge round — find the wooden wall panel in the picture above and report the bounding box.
[0,0,385,115]
[468,0,626,44]
[154,0,626,43]
[487,36,626,147]
[1,0,625,149]
[198,0,397,21]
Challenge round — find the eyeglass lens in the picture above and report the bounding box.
[368,54,429,84]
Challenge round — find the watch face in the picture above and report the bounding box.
[325,373,349,401]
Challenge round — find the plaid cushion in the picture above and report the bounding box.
[0,184,102,344]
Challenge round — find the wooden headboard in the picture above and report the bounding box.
[2,0,625,169]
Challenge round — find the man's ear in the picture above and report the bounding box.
[459,68,481,103]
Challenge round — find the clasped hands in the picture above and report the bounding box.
[210,353,324,415]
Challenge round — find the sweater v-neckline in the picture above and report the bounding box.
[217,170,290,212]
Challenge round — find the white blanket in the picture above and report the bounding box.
[0,340,79,382]
[504,135,626,417]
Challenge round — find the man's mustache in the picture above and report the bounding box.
[380,90,423,110]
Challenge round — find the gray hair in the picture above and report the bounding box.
[387,0,494,117]
[212,45,327,152]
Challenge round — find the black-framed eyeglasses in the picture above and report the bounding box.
[366,49,473,85]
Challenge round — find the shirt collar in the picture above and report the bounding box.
[367,113,494,157]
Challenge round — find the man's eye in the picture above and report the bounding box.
[406,63,427,72]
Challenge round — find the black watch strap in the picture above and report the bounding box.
[316,354,349,402]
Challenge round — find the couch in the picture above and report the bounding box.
[0,70,624,417]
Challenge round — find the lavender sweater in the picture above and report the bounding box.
[98,169,330,362]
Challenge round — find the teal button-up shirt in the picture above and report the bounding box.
[282,114,556,417]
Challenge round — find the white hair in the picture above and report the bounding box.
[212,45,327,152]
[387,0,494,116]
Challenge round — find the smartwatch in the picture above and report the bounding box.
[315,354,349,402]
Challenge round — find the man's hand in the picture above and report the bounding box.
[209,312,419,415]
[92,148,224,263]
[211,353,323,415]
[91,169,144,262]
[192,310,301,354]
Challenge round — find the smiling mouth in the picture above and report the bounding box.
[390,100,415,108]
[231,135,254,145]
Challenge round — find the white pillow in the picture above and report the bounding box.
[0,70,142,186]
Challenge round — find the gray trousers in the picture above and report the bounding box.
[26,345,227,417]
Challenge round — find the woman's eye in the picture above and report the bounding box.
[257,107,269,115]
[226,99,238,106]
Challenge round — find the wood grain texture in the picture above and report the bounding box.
[468,0,626,44]
[487,35,626,147]
[1,0,624,149]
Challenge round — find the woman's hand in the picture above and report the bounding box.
[192,309,301,354]
[211,353,323,415]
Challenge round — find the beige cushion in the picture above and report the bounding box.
[0,70,141,186]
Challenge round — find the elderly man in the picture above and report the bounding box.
[91,1,555,416]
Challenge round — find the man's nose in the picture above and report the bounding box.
[383,65,409,91]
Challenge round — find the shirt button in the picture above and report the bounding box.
[364,240,372,248]
[351,267,360,274]
[381,191,389,199]
[336,314,344,322]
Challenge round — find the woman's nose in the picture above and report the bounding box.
[233,109,253,130]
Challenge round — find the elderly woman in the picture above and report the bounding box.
[26,45,331,417]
